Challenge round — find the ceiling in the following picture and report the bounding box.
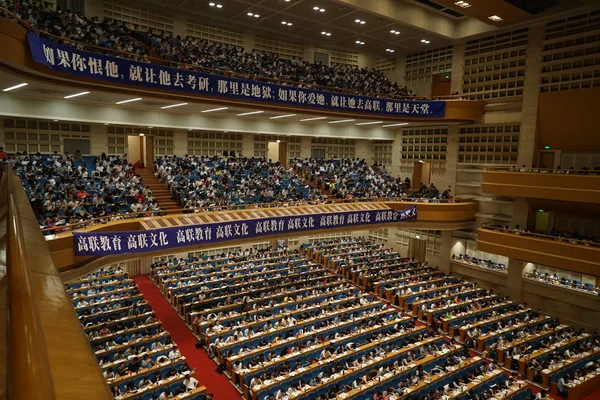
[136,0,455,55]
[129,0,596,58]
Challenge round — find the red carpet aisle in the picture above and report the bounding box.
[133,275,242,400]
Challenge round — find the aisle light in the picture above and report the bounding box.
[116,97,142,104]
[160,103,188,109]
[64,91,90,99]
[3,83,28,91]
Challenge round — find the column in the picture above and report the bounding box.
[172,129,187,156]
[172,16,187,38]
[300,136,312,159]
[241,132,255,157]
[303,44,315,63]
[84,0,103,18]
[437,231,453,274]
[434,125,458,194]
[450,41,465,95]
[90,123,108,155]
[506,258,524,302]
[390,130,403,177]
[354,139,373,163]
[512,198,530,229]
[242,30,256,54]
[518,25,545,167]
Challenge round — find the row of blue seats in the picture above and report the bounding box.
[99,336,171,363]
[527,337,588,369]
[167,261,309,297]
[474,310,530,336]
[75,294,142,316]
[210,295,363,345]
[86,313,152,334]
[429,290,490,319]
[186,274,329,312]
[159,255,305,281]
[103,347,171,373]
[66,273,128,290]
[234,310,397,371]
[72,284,136,305]
[550,351,600,384]
[409,360,487,399]
[241,319,416,388]
[222,305,388,358]
[378,272,446,293]
[433,294,500,321]
[266,338,450,400]
[185,278,340,316]
[92,324,162,348]
[114,361,186,394]
[83,305,153,325]
[251,331,429,400]
[448,303,513,331]
[483,318,549,349]
[201,288,360,337]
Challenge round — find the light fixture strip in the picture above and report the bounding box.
[3,83,29,92]
[329,119,355,124]
[116,97,143,104]
[237,110,264,116]
[201,107,228,113]
[269,114,297,119]
[64,91,90,99]
[160,103,188,109]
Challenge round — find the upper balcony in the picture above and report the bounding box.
[0,11,484,124]
[477,226,600,276]
[482,167,600,204]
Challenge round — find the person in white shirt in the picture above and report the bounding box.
[168,346,181,360]
[183,376,199,390]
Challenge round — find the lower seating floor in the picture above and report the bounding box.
[132,275,600,400]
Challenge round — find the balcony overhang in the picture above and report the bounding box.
[477,227,600,276]
[482,170,600,204]
[48,200,478,271]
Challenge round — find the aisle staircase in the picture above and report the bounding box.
[136,168,181,214]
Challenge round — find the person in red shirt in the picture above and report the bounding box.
[0,147,8,161]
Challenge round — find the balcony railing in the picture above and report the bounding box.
[1,170,113,400]
[482,167,600,204]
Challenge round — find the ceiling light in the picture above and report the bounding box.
[386,49,395,53]
[488,15,503,22]
[382,123,409,127]
[53,119,59,122]
[104,123,109,126]
[64,91,91,99]
[300,116,327,121]
[247,12,260,17]
[355,40,365,45]
[421,39,431,44]
[354,19,366,24]
[237,110,264,116]
[3,83,28,92]
[390,30,400,35]
[116,97,143,104]
[276,139,281,143]
[329,119,355,124]
[454,1,471,7]
[281,21,293,26]
[148,126,153,128]
[160,102,188,109]
[201,106,228,113]
[139,133,145,136]
[209,2,223,8]
[321,31,332,36]
[269,114,297,119]
[356,121,383,126]
[312,6,325,12]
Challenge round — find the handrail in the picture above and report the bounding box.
[0,7,460,101]
[5,173,56,400]
[480,225,600,249]
[485,166,600,175]
[39,196,471,236]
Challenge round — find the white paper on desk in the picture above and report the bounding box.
[339,393,348,399]
[542,369,551,374]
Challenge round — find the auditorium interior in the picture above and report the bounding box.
[2,0,600,399]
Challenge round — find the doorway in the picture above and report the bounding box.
[431,73,452,97]
[127,135,145,167]
[411,161,431,190]
[538,151,555,169]
[408,237,427,262]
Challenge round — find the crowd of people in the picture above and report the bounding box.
[507,165,600,174]
[11,151,161,230]
[154,155,327,209]
[65,268,210,400]
[486,225,600,248]
[2,0,415,99]
[524,268,600,295]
